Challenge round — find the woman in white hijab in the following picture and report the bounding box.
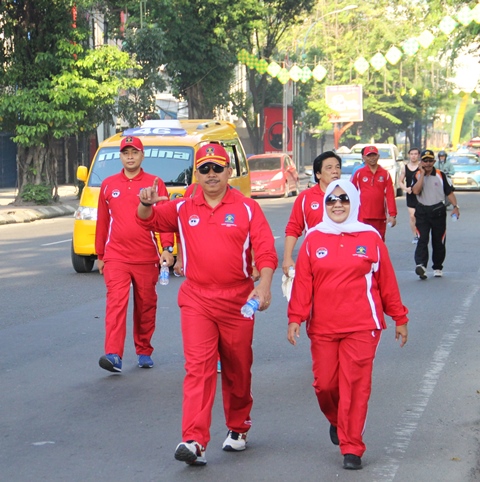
[287,179,408,471]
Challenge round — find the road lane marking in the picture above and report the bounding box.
[41,239,72,246]
[372,283,480,481]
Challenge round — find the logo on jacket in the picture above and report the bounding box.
[354,245,367,257]
[379,176,385,182]
[221,213,237,227]
[311,202,320,210]
[188,215,200,226]
[112,189,120,198]
[316,247,328,258]
[362,176,368,182]
[356,246,367,254]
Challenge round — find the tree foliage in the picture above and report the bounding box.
[280,0,455,148]
[0,0,141,198]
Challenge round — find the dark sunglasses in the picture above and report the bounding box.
[197,163,225,174]
[421,159,435,163]
[325,193,351,206]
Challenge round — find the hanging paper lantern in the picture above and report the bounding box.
[277,68,290,84]
[256,59,268,75]
[456,5,473,26]
[402,38,419,56]
[237,49,249,64]
[472,4,480,23]
[385,46,402,65]
[370,52,387,71]
[267,61,281,77]
[299,66,312,83]
[354,57,369,75]
[439,16,457,35]
[247,54,258,69]
[312,64,327,82]
[417,31,435,49]
[289,65,302,82]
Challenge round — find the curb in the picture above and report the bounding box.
[0,204,77,226]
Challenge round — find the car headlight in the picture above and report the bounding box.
[271,172,284,181]
[74,206,98,220]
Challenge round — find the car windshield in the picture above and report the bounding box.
[450,156,479,165]
[340,156,363,174]
[351,147,393,159]
[87,146,194,187]
[248,157,281,171]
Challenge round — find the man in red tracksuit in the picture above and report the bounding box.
[282,151,341,275]
[95,136,174,373]
[350,145,397,240]
[137,143,278,466]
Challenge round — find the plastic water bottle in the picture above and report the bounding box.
[387,222,392,228]
[288,266,295,278]
[241,297,260,318]
[159,261,170,285]
[451,213,458,222]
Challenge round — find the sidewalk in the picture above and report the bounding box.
[0,185,79,226]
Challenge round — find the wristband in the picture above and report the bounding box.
[140,200,153,207]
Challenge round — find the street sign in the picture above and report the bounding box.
[325,85,363,123]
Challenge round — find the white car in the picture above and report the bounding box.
[350,143,404,196]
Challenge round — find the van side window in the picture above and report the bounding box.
[224,141,248,178]
[223,144,240,178]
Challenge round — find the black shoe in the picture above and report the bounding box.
[415,264,427,280]
[343,453,362,470]
[329,424,339,445]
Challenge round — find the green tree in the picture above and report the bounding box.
[0,0,141,201]
[281,0,452,148]
[118,25,167,126]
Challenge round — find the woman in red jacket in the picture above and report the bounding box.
[287,179,408,470]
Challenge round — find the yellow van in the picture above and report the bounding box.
[72,119,251,272]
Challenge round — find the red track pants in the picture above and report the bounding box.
[103,260,159,358]
[178,279,254,448]
[309,330,381,457]
[363,218,386,240]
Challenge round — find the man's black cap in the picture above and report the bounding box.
[421,149,435,160]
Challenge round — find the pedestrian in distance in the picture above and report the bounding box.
[287,179,409,471]
[412,149,460,280]
[350,145,397,240]
[399,147,421,243]
[136,142,278,466]
[282,151,341,275]
[95,136,175,373]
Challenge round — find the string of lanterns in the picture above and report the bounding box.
[238,4,480,87]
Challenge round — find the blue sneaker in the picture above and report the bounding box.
[99,354,122,373]
[138,354,154,368]
[217,360,222,373]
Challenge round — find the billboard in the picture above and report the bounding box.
[264,105,293,155]
[325,85,363,123]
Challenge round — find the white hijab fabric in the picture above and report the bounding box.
[309,179,380,236]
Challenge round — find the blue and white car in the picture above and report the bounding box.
[450,153,480,191]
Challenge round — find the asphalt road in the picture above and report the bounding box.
[1,190,480,482]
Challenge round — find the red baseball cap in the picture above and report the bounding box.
[120,136,144,152]
[195,143,230,168]
[363,145,379,156]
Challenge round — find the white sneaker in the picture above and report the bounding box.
[434,269,443,277]
[412,236,419,244]
[222,430,248,451]
[174,441,207,465]
[415,264,427,280]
